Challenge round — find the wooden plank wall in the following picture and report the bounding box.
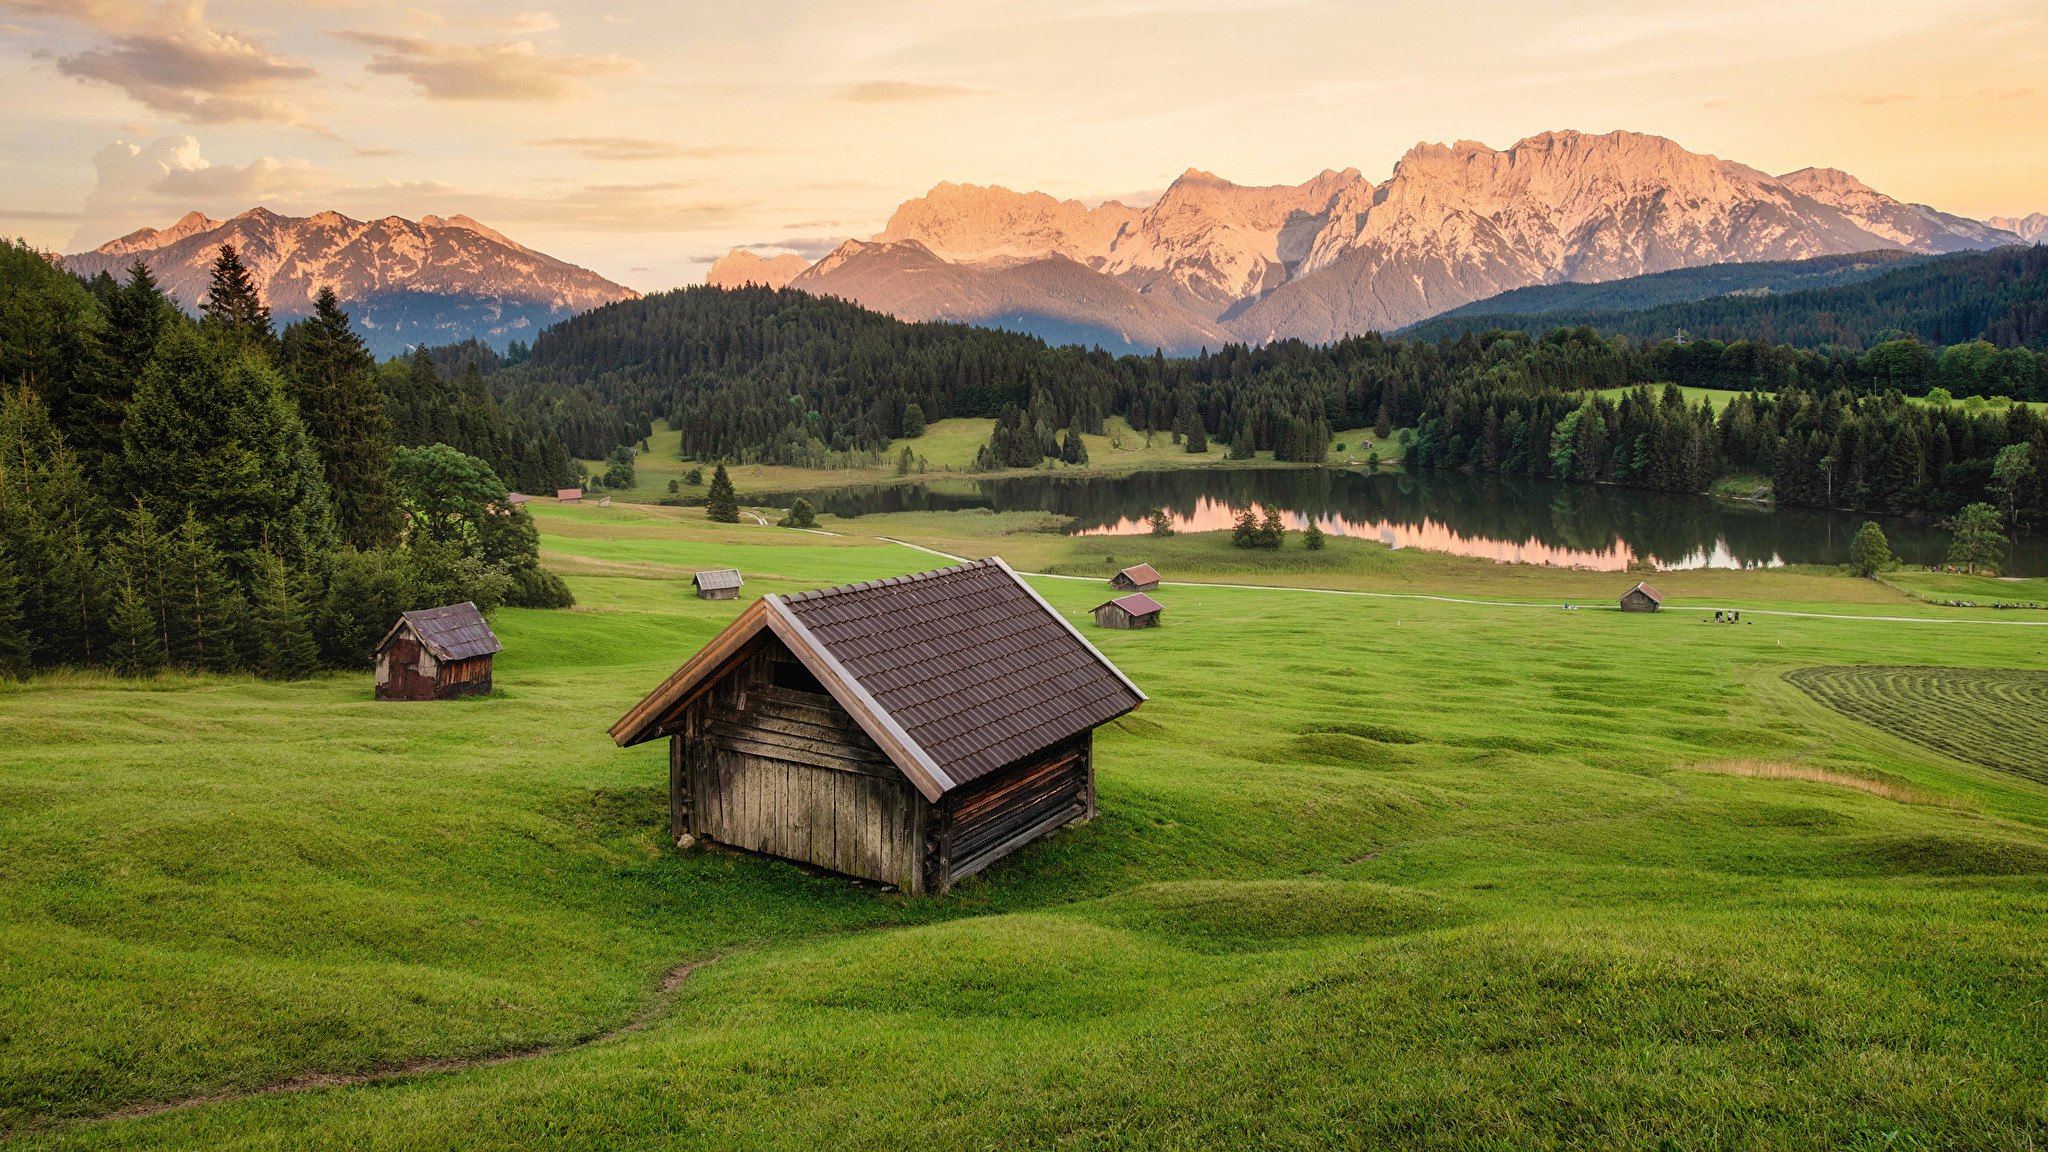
[929,732,1092,891]
[682,642,927,892]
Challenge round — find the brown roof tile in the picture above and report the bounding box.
[782,560,1144,787]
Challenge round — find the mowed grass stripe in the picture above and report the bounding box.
[1785,665,2048,781]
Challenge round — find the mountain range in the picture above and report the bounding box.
[732,129,2031,353]
[64,209,638,357]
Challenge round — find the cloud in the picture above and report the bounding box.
[527,135,680,160]
[726,236,848,261]
[1,21,31,33]
[601,13,629,22]
[69,133,347,247]
[834,80,991,103]
[488,10,556,32]
[0,207,85,220]
[333,31,639,101]
[14,0,322,126]
[524,137,769,161]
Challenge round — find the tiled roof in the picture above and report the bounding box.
[781,560,1144,788]
[694,568,744,590]
[392,601,502,661]
[1116,563,1160,585]
[1627,582,1665,603]
[1096,592,1164,616]
[557,488,582,500]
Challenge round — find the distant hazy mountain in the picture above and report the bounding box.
[706,248,812,290]
[1987,213,2048,244]
[743,129,2025,352]
[64,209,638,356]
[1417,249,1931,325]
[787,238,1236,355]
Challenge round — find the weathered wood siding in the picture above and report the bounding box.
[927,732,1092,892]
[1093,604,1159,630]
[678,641,927,892]
[696,586,738,600]
[437,655,493,698]
[1619,590,1660,613]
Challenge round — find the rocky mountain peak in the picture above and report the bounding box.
[706,248,811,290]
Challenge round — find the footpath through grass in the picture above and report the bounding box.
[5,511,2048,1148]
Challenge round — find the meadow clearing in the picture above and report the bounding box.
[4,501,2047,1148]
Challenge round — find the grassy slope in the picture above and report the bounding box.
[7,511,2048,1147]
[571,417,1402,506]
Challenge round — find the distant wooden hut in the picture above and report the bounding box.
[376,602,503,700]
[694,569,743,600]
[557,488,583,504]
[1111,563,1161,592]
[609,558,1146,894]
[1619,582,1665,613]
[1093,592,1164,630]
[506,492,533,507]
[598,496,613,507]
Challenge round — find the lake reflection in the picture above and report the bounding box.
[756,467,2042,576]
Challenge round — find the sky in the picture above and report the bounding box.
[2,0,2044,293]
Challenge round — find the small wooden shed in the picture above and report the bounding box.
[1111,563,1161,593]
[376,602,503,700]
[694,569,743,599]
[609,558,1146,894]
[1093,592,1164,630]
[557,487,582,504]
[1619,582,1665,613]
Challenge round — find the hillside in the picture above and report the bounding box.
[1401,244,2048,350]
[64,209,638,356]
[1421,250,1931,323]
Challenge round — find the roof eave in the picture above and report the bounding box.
[991,556,1149,705]
[609,599,772,746]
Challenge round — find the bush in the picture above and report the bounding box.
[1148,509,1175,537]
[668,479,680,493]
[778,498,817,529]
[1304,522,1326,550]
[684,467,703,486]
[505,566,575,608]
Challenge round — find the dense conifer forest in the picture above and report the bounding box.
[0,240,572,680]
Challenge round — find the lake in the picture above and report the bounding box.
[759,466,2045,577]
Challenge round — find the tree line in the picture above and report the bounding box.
[0,239,572,680]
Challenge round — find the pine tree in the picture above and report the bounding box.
[198,244,274,359]
[279,287,399,549]
[1231,507,1260,549]
[1374,403,1393,441]
[1258,505,1285,550]
[166,514,246,671]
[255,551,320,680]
[1303,521,1326,550]
[109,570,166,676]
[0,539,32,676]
[1184,419,1207,454]
[901,403,925,438]
[705,464,740,523]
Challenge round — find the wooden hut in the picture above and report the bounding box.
[1092,592,1164,630]
[598,496,613,508]
[375,602,503,700]
[1619,582,1665,613]
[694,568,743,600]
[1110,563,1161,592]
[557,487,583,504]
[609,558,1146,894]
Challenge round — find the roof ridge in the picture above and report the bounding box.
[785,558,995,602]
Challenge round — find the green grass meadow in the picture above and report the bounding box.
[5,508,2048,1148]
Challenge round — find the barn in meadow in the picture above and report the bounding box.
[694,569,743,600]
[1110,563,1160,592]
[557,488,583,504]
[1619,582,1665,613]
[375,602,503,701]
[1093,592,1164,630]
[609,558,1146,894]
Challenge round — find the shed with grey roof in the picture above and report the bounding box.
[610,558,1146,894]
[693,568,744,600]
[375,601,503,701]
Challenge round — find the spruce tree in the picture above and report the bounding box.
[109,571,166,677]
[1184,420,1207,454]
[1304,521,1326,550]
[167,515,245,671]
[198,244,274,359]
[1374,403,1393,441]
[255,551,320,679]
[0,539,32,676]
[1259,505,1286,549]
[279,287,400,549]
[705,464,740,523]
[901,403,925,438]
[1231,507,1259,548]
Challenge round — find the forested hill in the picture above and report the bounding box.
[1402,245,2048,351]
[1415,250,1930,325]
